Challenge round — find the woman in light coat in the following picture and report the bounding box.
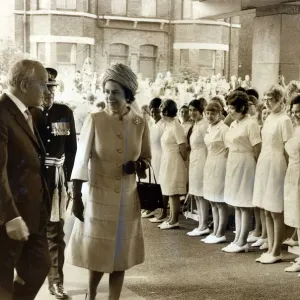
[67,64,151,300]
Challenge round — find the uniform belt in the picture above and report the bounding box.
[45,155,65,167]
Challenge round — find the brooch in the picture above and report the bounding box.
[133,116,141,125]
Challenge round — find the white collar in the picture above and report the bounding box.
[6,91,27,115]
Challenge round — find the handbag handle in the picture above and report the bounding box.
[137,163,157,184]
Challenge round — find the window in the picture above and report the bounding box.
[180,49,189,66]
[139,45,157,79]
[38,0,50,9]
[56,43,76,63]
[56,0,76,9]
[198,50,215,68]
[109,43,129,65]
[111,0,127,16]
[37,43,46,62]
[141,0,156,17]
[183,0,192,19]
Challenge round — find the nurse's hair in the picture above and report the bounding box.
[264,85,285,103]
[290,94,300,109]
[206,102,222,114]
[227,91,249,115]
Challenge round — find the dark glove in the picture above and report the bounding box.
[72,180,84,222]
[72,193,84,222]
[123,161,137,175]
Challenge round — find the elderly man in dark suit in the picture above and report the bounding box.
[30,67,77,299]
[0,59,51,300]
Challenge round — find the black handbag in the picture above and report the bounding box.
[137,166,164,211]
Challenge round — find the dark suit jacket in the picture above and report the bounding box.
[0,94,50,234]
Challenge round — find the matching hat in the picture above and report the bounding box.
[46,67,58,86]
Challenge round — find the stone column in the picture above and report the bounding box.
[252,4,300,98]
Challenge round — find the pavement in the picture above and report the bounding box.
[37,213,300,300]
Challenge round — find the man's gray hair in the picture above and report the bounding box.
[7,59,44,88]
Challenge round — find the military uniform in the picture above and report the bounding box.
[30,68,77,299]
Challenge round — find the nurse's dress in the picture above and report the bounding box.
[159,119,188,196]
[284,126,300,228]
[188,118,208,197]
[150,119,167,183]
[224,115,261,207]
[203,120,228,202]
[253,111,293,213]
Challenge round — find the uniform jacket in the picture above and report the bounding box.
[0,94,50,233]
[30,103,77,183]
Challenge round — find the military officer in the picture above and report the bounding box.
[30,67,77,299]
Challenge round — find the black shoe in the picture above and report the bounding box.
[49,283,69,299]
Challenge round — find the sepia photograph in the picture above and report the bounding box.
[0,0,300,299]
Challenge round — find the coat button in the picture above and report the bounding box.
[47,126,50,129]
[47,139,50,142]
[116,176,121,180]
[46,166,49,169]
[115,188,120,193]
[117,149,123,153]
[116,164,122,168]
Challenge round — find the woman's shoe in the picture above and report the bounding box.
[282,238,299,247]
[149,217,167,223]
[201,234,213,242]
[158,221,168,228]
[251,238,267,247]
[222,243,249,253]
[141,211,155,218]
[221,242,235,252]
[259,242,269,250]
[205,235,226,244]
[260,253,282,264]
[255,252,268,262]
[187,228,203,236]
[160,222,179,230]
[247,234,260,243]
[195,228,210,236]
[285,262,300,272]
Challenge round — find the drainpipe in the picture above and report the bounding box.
[227,17,232,81]
[23,0,27,53]
[168,0,174,73]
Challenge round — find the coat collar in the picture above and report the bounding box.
[1,93,45,154]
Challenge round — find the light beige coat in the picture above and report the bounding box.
[66,107,151,272]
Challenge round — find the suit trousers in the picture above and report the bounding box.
[0,222,51,300]
[47,220,66,286]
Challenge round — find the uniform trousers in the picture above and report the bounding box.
[45,166,67,287]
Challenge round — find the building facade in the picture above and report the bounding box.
[10,0,245,80]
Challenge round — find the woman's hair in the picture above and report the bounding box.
[149,97,162,109]
[246,88,259,100]
[210,96,225,108]
[189,98,206,115]
[264,85,285,103]
[206,102,223,114]
[227,91,249,115]
[248,95,258,106]
[290,94,300,109]
[119,83,135,104]
[162,99,178,117]
[179,104,189,111]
